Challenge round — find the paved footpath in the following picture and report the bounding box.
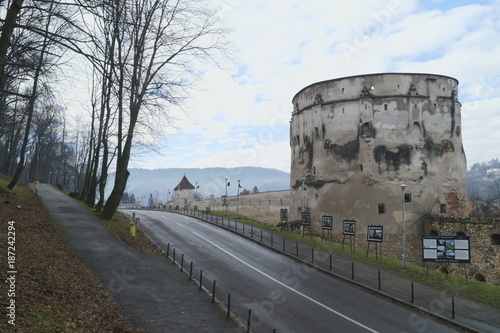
[37,184,242,332]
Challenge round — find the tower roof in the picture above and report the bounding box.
[174,175,195,191]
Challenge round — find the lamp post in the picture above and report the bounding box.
[400,183,407,268]
[301,177,306,213]
[224,177,228,215]
[155,190,159,209]
[195,182,198,201]
[236,179,241,219]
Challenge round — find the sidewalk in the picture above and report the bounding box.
[37,184,242,332]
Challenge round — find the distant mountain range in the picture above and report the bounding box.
[107,167,290,204]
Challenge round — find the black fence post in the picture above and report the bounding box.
[199,270,203,291]
[227,293,231,319]
[260,230,263,242]
[180,254,184,272]
[296,242,299,257]
[311,248,314,264]
[283,237,285,252]
[212,280,216,303]
[189,261,193,281]
[166,243,170,258]
[378,271,381,290]
[452,295,455,319]
[173,248,176,265]
[351,262,354,280]
[411,282,414,303]
[329,255,332,271]
[271,234,274,247]
[247,309,252,333]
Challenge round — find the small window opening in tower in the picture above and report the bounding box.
[491,234,500,245]
[342,88,345,94]
[397,84,400,90]
[384,104,388,110]
[440,204,447,213]
[378,203,385,214]
[434,102,437,107]
[360,164,363,171]
[365,104,367,110]
[443,87,446,92]
[342,108,345,113]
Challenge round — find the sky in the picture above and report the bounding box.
[126,0,500,173]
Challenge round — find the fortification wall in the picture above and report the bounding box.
[424,217,500,285]
[189,190,290,225]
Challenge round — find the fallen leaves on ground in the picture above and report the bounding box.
[0,178,142,332]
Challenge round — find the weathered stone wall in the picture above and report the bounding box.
[424,217,500,285]
[289,73,468,267]
[189,190,290,225]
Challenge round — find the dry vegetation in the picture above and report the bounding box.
[0,175,141,332]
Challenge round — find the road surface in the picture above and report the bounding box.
[124,210,460,333]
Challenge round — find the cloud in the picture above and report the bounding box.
[129,0,500,172]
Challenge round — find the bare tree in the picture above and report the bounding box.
[98,0,230,219]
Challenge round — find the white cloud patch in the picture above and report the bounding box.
[130,0,500,172]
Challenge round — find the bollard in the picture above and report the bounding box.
[227,293,231,319]
[312,248,314,264]
[351,262,354,280]
[271,234,273,247]
[296,242,299,257]
[166,243,170,258]
[411,282,414,303]
[283,237,285,252]
[129,222,136,237]
[329,255,332,271]
[180,254,184,272]
[173,248,176,265]
[189,261,193,281]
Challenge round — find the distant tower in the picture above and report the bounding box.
[173,175,196,207]
[289,73,467,260]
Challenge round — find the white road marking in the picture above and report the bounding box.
[192,231,379,333]
[176,223,185,228]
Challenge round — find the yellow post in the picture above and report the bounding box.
[129,222,136,237]
[34,181,39,195]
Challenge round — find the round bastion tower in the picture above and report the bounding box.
[290,73,467,262]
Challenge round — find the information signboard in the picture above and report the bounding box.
[280,208,288,222]
[322,216,333,230]
[343,220,356,235]
[422,236,470,263]
[367,226,383,242]
[301,212,311,226]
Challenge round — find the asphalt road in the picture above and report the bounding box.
[123,210,460,333]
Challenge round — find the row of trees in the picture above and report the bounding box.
[0,0,230,219]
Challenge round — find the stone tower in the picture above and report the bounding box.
[290,73,467,261]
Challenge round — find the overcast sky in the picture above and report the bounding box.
[127,0,500,173]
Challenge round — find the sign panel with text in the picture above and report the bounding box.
[422,236,470,263]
